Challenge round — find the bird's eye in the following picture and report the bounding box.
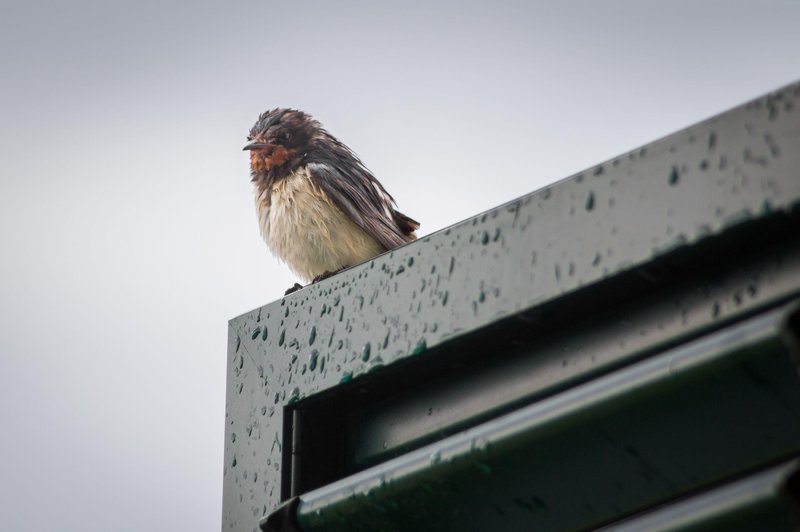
[282,131,292,142]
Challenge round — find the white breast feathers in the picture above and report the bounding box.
[255,166,384,282]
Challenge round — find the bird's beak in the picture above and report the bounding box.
[243,141,267,151]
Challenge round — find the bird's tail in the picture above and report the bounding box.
[393,210,420,240]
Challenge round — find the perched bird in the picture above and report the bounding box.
[244,109,419,294]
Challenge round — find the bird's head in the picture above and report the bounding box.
[244,108,320,184]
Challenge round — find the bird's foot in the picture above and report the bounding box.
[284,283,304,295]
[312,268,343,284]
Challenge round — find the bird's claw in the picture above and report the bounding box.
[312,269,342,283]
[284,283,304,295]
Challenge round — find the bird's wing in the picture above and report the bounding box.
[307,161,417,250]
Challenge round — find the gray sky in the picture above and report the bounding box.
[1,1,798,530]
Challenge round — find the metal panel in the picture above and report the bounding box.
[223,80,800,531]
[599,460,800,532]
[344,230,800,470]
[291,305,800,531]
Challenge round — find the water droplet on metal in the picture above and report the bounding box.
[309,326,316,345]
[288,387,300,403]
[707,131,717,150]
[361,342,372,362]
[368,356,384,371]
[668,165,679,186]
[309,350,319,371]
[412,338,427,356]
[585,191,595,211]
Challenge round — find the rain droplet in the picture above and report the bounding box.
[368,356,384,371]
[412,338,427,356]
[309,350,319,371]
[278,329,286,347]
[261,327,268,341]
[668,165,679,186]
[481,231,490,245]
[288,387,300,403]
[585,191,595,211]
[251,327,261,340]
[382,330,390,349]
[361,342,372,362]
[309,326,316,345]
[707,131,717,150]
[339,371,353,384]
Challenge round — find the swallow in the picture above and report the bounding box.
[244,109,419,294]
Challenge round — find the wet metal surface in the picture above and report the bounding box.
[294,305,800,531]
[223,81,800,531]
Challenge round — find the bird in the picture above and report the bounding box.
[244,109,419,294]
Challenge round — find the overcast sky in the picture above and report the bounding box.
[1,1,799,530]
